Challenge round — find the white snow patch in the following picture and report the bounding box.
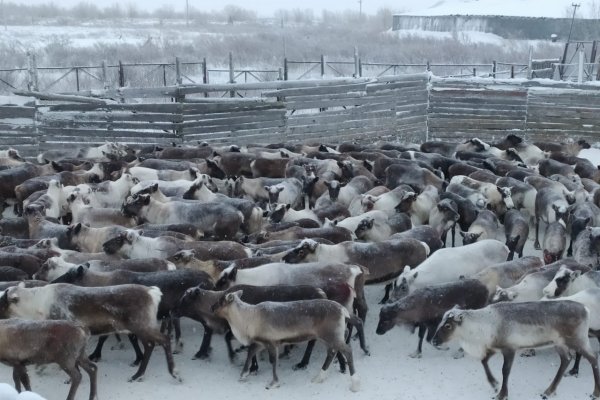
[401,0,598,18]
[579,148,600,167]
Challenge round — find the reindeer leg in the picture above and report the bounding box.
[294,340,316,370]
[410,324,426,359]
[194,325,213,360]
[534,217,541,250]
[379,283,393,304]
[265,343,280,389]
[481,351,498,390]
[62,364,82,400]
[88,335,108,362]
[128,334,143,367]
[240,343,261,381]
[496,350,515,400]
[543,346,570,398]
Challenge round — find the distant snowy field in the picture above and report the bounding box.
[402,0,598,18]
[0,238,598,400]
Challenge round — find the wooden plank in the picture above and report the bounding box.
[184,108,285,121]
[39,127,179,138]
[263,82,368,98]
[0,106,35,119]
[184,112,285,126]
[183,102,283,114]
[288,110,394,127]
[40,119,179,131]
[45,103,181,113]
[41,111,184,123]
[183,119,285,135]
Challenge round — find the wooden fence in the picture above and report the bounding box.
[3,74,600,157]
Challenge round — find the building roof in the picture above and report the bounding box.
[396,0,597,19]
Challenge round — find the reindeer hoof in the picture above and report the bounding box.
[521,349,536,357]
[453,349,465,359]
[293,363,308,371]
[312,370,327,384]
[88,354,100,362]
[534,242,541,250]
[110,342,126,351]
[350,375,360,392]
[128,375,144,383]
[266,380,280,389]
[409,351,422,359]
[171,371,183,383]
[566,369,579,377]
[239,372,249,382]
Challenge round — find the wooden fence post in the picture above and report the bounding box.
[283,58,289,81]
[426,60,430,72]
[162,64,167,86]
[511,65,515,78]
[320,54,326,78]
[101,60,108,89]
[278,67,283,81]
[472,68,476,77]
[27,52,38,92]
[492,60,497,78]
[118,61,125,87]
[229,52,235,98]
[175,57,182,85]
[202,57,208,98]
[527,46,533,79]
[75,67,80,92]
[359,58,362,77]
[578,49,585,84]
[354,47,360,78]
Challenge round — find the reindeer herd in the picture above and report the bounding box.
[0,135,599,399]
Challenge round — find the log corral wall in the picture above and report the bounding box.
[3,74,600,155]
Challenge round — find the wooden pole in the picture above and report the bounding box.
[202,58,208,84]
[472,68,476,77]
[27,52,38,92]
[284,58,289,81]
[278,67,283,81]
[118,61,125,87]
[75,67,80,92]
[175,57,182,85]
[320,54,326,78]
[527,46,533,79]
[354,47,359,78]
[202,57,208,98]
[492,60,497,78]
[229,52,235,98]
[511,65,515,78]
[101,60,108,89]
[359,58,362,77]
[426,60,430,72]
[578,49,585,83]
[163,64,167,87]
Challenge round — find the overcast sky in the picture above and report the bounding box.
[19,0,411,15]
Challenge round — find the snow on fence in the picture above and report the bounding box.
[3,74,600,156]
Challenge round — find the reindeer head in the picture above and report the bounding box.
[282,238,319,263]
[432,307,464,347]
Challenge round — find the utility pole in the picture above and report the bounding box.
[567,3,580,44]
[185,0,189,27]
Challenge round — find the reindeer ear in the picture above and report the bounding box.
[76,265,85,277]
[74,223,82,234]
[125,231,136,243]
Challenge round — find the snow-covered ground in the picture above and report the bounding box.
[402,0,598,18]
[0,235,597,400]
